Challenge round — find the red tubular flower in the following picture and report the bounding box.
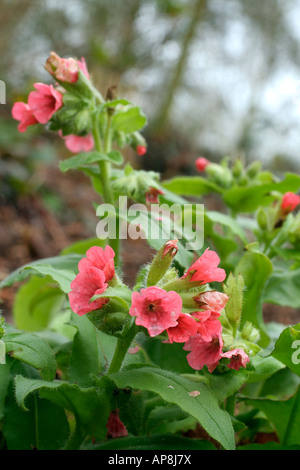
[61,133,94,153]
[27,83,63,124]
[195,157,210,172]
[78,245,115,282]
[192,310,222,342]
[145,187,165,204]
[106,409,128,439]
[222,348,249,370]
[281,192,300,214]
[183,331,223,372]
[182,248,226,285]
[11,102,38,132]
[167,313,198,343]
[129,286,182,337]
[68,267,108,316]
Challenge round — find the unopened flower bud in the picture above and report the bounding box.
[223,273,244,328]
[246,161,262,179]
[73,108,92,134]
[147,240,178,287]
[280,192,300,215]
[240,321,260,343]
[256,207,269,231]
[195,157,210,172]
[136,145,147,156]
[205,163,233,188]
[232,159,243,178]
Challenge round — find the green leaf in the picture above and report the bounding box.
[0,360,11,419]
[271,324,300,376]
[0,254,82,289]
[263,267,300,309]
[12,276,65,332]
[21,265,75,294]
[59,150,123,173]
[3,331,57,381]
[235,251,273,346]
[91,285,132,306]
[112,106,147,133]
[206,211,248,244]
[14,375,114,440]
[109,365,235,450]
[243,386,300,446]
[4,380,69,450]
[88,434,216,450]
[163,176,222,197]
[147,404,197,435]
[207,368,249,402]
[246,354,285,384]
[60,237,106,256]
[68,312,105,387]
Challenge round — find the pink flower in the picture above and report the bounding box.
[183,331,223,372]
[68,267,108,316]
[45,52,90,83]
[195,157,210,172]
[146,187,165,204]
[106,409,128,438]
[27,83,63,124]
[281,192,300,214]
[63,133,94,153]
[129,286,182,337]
[136,145,147,156]
[182,248,226,285]
[222,348,249,370]
[78,245,115,282]
[11,102,38,132]
[167,313,198,343]
[193,291,229,313]
[192,310,222,342]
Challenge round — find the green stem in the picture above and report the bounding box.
[92,113,115,206]
[64,415,87,450]
[92,112,120,263]
[107,323,137,374]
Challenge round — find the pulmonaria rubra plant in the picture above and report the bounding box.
[1,51,300,452]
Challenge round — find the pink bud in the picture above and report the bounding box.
[162,239,178,258]
[195,157,210,172]
[136,145,147,156]
[45,52,89,83]
[281,192,300,214]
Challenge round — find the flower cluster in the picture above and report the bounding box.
[11,53,94,153]
[68,243,250,374]
[129,246,249,372]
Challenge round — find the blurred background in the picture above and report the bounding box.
[1,0,300,320]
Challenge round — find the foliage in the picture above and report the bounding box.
[0,52,300,452]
